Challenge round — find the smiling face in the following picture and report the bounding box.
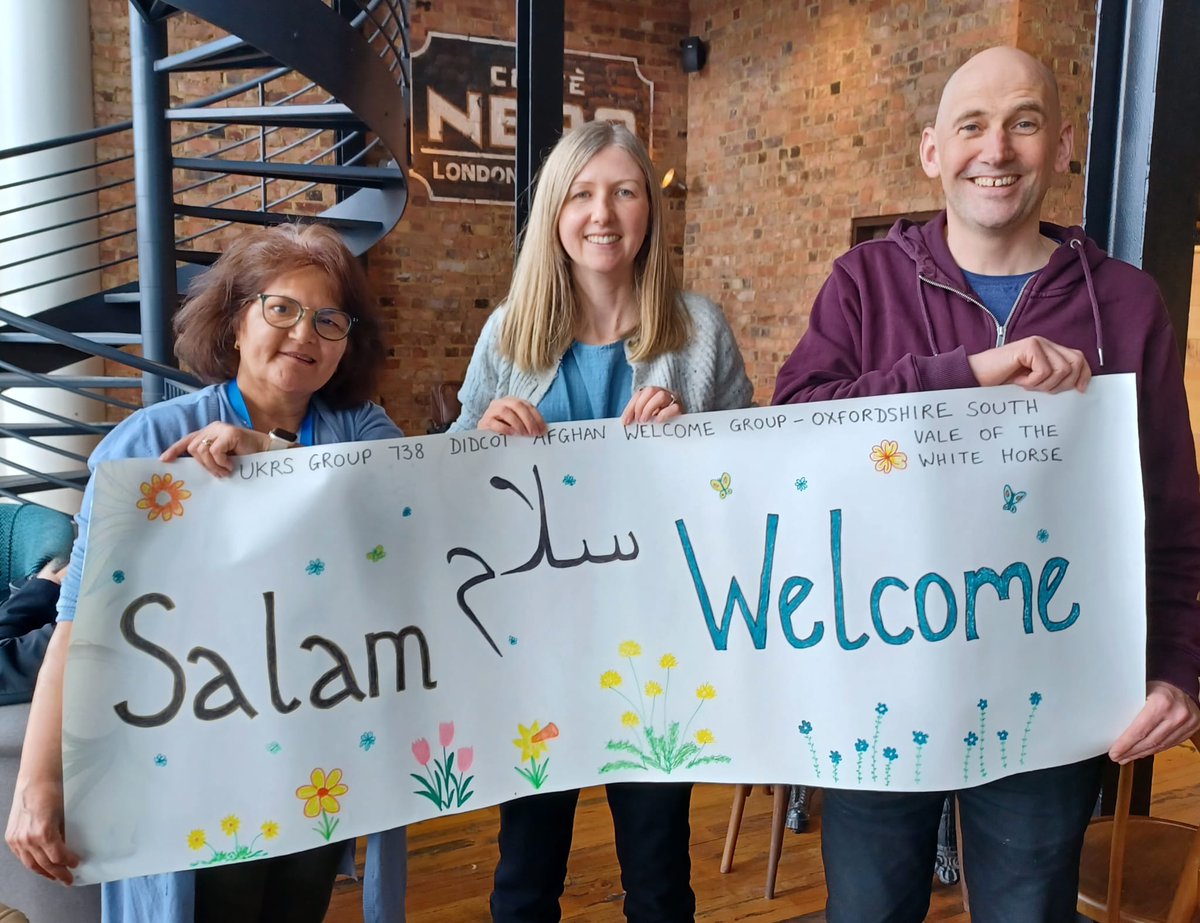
[233,264,348,405]
[920,47,1073,245]
[556,144,650,288]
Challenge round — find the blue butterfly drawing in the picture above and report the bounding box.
[710,472,733,499]
[1002,484,1027,514]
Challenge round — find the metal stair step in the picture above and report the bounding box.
[174,249,220,266]
[0,469,89,495]
[167,104,360,130]
[0,375,143,389]
[174,204,383,233]
[0,422,116,437]
[0,333,141,346]
[173,157,404,189]
[157,35,277,73]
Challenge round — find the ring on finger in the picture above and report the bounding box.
[201,437,215,447]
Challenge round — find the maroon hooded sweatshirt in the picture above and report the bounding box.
[774,212,1200,700]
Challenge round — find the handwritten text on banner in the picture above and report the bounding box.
[63,376,1145,883]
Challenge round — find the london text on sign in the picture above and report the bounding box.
[410,32,654,204]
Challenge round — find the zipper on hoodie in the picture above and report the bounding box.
[918,274,1038,349]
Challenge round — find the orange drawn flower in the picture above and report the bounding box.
[531,722,560,743]
[295,767,348,818]
[136,473,192,521]
[869,440,908,474]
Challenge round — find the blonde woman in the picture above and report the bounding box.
[452,121,752,922]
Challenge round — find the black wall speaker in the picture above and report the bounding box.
[681,36,707,74]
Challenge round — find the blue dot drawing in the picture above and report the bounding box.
[562,475,577,486]
[360,731,376,752]
[306,559,325,576]
[112,570,125,584]
[402,506,413,518]
[154,753,167,767]
[508,635,518,646]
[1037,529,1050,543]
[266,741,282,754]
[794,477,808,491]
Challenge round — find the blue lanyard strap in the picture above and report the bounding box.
[227,380,315,446]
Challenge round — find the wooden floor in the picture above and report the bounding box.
[325,742,1198,921]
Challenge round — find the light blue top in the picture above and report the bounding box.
[449,292,754,432]
[55,382,408,923]
[962,268,1038,327]
[537,340,633,424]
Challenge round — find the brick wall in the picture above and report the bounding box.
[86,1,1097,428]
[684,0,1095,404]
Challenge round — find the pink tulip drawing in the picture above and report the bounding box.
[411,722,476,811]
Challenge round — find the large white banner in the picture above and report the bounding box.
[63,377,1145,884]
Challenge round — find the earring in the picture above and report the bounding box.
[234,341,240,351]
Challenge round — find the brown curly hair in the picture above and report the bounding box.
[173,224,385,408]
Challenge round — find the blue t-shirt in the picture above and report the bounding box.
[962,268,1038,327]
[538,341,633,423]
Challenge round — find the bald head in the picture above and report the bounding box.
[936,46,1062,132]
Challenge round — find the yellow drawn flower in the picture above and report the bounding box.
[645,681,663,698]
[600,670,622,689]
[619,640,642,657]
[696,683,717,701]
[513,722,550,762]
[136,473,192,521]
[659,653,678,669]
[261,820,279,840]
[187,829,206,851]
[696,729,715,745]
[220,814,239,836]
[870,440,908,474]
[622,711,640,727]
[295,768,348,818]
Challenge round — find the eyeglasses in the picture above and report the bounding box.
[257,294,356,341]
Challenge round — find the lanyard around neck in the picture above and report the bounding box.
[227,380,315,446]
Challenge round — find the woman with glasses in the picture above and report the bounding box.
[451,120,752,923]
[6,224,408,923]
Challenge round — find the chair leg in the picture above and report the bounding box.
[720,784,750,874]
[954,796,970,914]
[765,784,789,899]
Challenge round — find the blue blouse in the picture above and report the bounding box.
[537,340,633,423]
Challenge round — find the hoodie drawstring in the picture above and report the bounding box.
[916,273,939,356]
[1070,238,1105,368]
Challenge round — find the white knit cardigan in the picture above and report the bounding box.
[448,292,753,432]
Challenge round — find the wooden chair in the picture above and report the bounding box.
[1077,735,1200,922]
[720,784,794,899]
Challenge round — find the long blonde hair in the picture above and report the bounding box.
[499,120,687,372]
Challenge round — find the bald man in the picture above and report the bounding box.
[774,46,1200,921]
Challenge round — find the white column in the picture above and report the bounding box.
[0,0,106,514]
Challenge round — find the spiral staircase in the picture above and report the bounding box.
[0,0,411,506]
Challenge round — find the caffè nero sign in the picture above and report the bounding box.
[410,32,654,204]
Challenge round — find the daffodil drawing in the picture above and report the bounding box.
[186,814,278,867]
[136,473,192,521]
[296,767,348,841]
[513,720,558,790]
[411,722,475,810]
[599,642,731,773]
[869,440,908,474]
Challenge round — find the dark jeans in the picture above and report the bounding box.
[491,783,695,923]
[193,841,343,923]
[821,756,1104,923]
